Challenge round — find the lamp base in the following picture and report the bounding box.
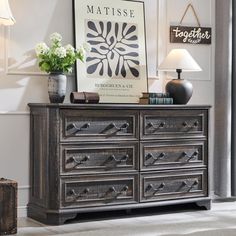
[165,79,193,104]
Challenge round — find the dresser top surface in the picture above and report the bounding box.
[28,103,211,110]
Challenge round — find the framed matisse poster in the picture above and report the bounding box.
[73,0,148,103]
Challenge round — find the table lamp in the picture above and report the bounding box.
[0,0,15,25]
[158,49,201,104]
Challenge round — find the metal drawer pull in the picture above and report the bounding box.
[182,180,199,189]
[146,153,154,160]
[109,154,129,163]
[182,151,199,160]
[107,185,129,198]
[67,123,90,133]
[148,122,166,129]
[146,152,166,160]
[67,188,90,199]
[145,183,165,194]
[183,121,199,128]
[159,152,166,159]
[67,155,90,166]
[108,122,129,132]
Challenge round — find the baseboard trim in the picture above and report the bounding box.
[18,186,30,217]
[18,185,30,190]
[18,206,27,217]
[0,111,30,115]
[213,197,236,202]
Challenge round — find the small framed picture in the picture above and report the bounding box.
[73,0,148,103]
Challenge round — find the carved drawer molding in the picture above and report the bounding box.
[60,143,139,174]
[140,169,207,202]
[60,109,139,142]
[140,140,207,170]
[61,174,138,208]
[140,109,208,140]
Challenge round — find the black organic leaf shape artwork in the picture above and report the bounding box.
[86,20,140,79]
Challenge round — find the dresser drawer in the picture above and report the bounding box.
[140,109,208,140]
[61,174,138,208]
[60,110,138,141]
[140,140,206,170]
[60,143,139,174]
[140,169,207,202]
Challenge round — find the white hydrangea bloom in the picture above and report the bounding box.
[78,46,86,58]
[67,67,73,73]
[54,46,67,58]
[50,32,62,43]
[35,32,87,73]
[65,44,75,55]
[83,42,91,52]
[35,42,49,56]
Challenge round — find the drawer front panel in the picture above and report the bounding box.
[141,110,208,140]
[61,174,138,208]
[140,169,207,202]
[141,141,206,170]
[61,143,139,174]
[60,110,138,141]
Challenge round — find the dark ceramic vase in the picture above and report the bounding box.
[48,72,67,103]
[165,79,193,104]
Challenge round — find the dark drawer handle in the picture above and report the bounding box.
[183,121,199,128]
[108,122,129,132]
[182,151,199,160]
[148,122,166,129]
[182,180,199,189]
[67,123,90,133]
[67,155,90,166]
[106,185,129,198]
[145,183,165,194]
[146,152,166,161]
[109,154,129,163]
[67,188,90,199]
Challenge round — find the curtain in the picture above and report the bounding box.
[232,0,236,196]
[215,0,232,197]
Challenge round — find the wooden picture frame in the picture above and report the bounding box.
[73,0,148,103]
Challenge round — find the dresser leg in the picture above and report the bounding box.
[195,199,211,210]
[28,206,78,225]
[28,213,78,225]
[45,213,78,225]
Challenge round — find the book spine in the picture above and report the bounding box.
[149,93,170,98]
[149,97,173,104]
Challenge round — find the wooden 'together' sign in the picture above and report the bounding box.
[170,26,212,45]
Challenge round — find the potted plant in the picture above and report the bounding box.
[35,32,90,103]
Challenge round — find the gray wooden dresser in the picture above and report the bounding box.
[28,104,211,225]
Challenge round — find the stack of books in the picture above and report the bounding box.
[139,92,173,105]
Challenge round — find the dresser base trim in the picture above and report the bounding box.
[27,198,211,225]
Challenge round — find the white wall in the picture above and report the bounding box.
[164,0,215,199]
[0,0,215,217]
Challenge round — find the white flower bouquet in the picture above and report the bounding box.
[35,32,90,74]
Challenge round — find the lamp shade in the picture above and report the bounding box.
[158,49,201,72]
[0,0,15,25]
[158,49,202,105]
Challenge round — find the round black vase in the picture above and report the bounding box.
[165,79,193,104]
